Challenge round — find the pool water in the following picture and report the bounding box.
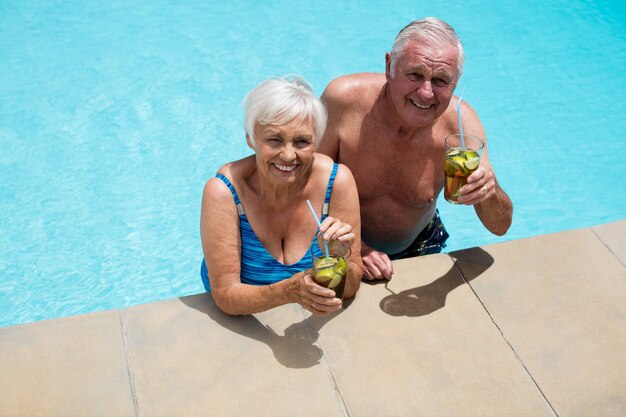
[1,1,625,327]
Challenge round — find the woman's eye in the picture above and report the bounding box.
[296,139,311,148]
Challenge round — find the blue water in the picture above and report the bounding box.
[1,1,625,327]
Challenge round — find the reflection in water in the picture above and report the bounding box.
[379,247,494,317]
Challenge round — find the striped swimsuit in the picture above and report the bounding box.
[201,163,338,292]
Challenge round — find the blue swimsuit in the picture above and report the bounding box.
[201,163,338,292]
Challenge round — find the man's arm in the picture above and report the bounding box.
[456,101,513,235]
[317,78,348,159]
[319,74,396,280]
[465,171,513,235]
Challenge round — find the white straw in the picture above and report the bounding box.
[456,87,466,148]
[306,199,330,259]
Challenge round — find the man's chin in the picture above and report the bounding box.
[403,114,435,129]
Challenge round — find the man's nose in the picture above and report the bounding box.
[417,80,434,99]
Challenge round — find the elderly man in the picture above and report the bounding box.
[318,17,513,280]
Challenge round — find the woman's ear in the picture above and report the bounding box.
[246,133,255,150]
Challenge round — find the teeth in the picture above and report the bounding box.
[274,164,297,172]
[411,99,432,109]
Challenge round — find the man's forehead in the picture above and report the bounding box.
[399,43,458,71]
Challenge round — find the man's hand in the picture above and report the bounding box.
[361,244,393,280]
[458,165,513,236]
[457,166,495,205]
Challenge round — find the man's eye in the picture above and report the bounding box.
[433,78,449,87]
[407,72,423,81]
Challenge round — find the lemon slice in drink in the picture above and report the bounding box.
[448,157,465,171]
[315,268,335,283]
[464,157,479,171]
[334,257,347,273]
[335,257,347,269]
[328,273,343,289]
[452,155,466,165]
[315,257,335,268]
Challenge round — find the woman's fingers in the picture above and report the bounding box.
[299,274,342,314]
[319,216,354,244]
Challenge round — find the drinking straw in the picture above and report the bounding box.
[306,199,330,259]
[456,87,466,148]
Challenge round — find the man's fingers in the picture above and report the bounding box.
[466,166,487,183]
[459,180,494,205]
[368,250,393,279]
[363,250,393,280]
[363,262,383,280]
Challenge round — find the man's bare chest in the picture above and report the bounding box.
[340,140,445,207]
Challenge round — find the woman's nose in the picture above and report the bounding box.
[281,143,296,161]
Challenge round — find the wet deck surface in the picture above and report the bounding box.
[1,220,625,417]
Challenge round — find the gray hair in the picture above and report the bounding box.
[243,75,327,143]
[389,17,465,81]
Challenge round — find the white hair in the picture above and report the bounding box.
[243,75,327,143]
[389,17,465,80]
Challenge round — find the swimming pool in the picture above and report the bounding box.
[1,1,625,327]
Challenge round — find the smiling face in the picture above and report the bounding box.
[386,41,459,130]
[250,117,316,185]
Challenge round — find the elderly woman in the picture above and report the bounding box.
[200,75,363,316]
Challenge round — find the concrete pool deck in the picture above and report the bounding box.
[1,220,625,417]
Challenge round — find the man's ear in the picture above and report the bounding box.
[385,52,392,80]
[246,133,254,150]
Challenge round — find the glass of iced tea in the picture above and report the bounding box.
[444,134,484,204]
[311,236,350,299]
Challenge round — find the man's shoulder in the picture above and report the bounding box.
[438,96,483,133]
[323,73,385,107]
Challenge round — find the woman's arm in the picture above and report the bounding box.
[201,176,287,315]
[322,164,364,299]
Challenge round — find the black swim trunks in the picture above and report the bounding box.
[388,210,449,260]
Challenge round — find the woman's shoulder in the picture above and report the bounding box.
[205,156,255,202]
[332,162,357,190]
[313,153,338,178]
[313,152,334,168]
[203,175,233,205]
[313,154,356,189]
[215,155,254,179]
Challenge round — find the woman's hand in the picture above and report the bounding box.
[316,214,363,299]
[318,216,355,246]
[288,270,342,315]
